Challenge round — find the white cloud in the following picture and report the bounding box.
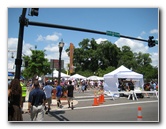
[140,31,146,36]
[150,29,158,34]
[36,35,44,41]
[45,34,59,41]
[8,38,18,50]
[8,38,18,69]
[150,52,158,67]
[22,43,33,56]
[36,32,61,42]
[8,38,34,69]
[44,44,69,70]
[44,44,59,52]
[115,38,158,67]
[115,38,148,53]
[95,38,108,44]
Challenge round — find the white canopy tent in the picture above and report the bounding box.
[45,69,70,78]
[87,75,103,80]
[103,65,144,94]
[69,74,86,80]
[87,75,99,80]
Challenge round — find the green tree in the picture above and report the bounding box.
[22,49,51,79]
[66,38,121,75]
[134,52,152,67]
[66,38,158,81]
[134,52,157,81]
[118,46,136,69]
[97,41,121,69]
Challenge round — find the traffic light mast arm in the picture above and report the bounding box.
[120,35,148,42]
[28,20,153,44]
[28,21,106,35]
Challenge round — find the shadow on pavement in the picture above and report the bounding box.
[49,111,69,121]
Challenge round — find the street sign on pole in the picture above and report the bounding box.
[106,31,120,38]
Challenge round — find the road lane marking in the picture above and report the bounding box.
[55,100,158,111]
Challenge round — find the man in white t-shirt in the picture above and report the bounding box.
[43,81,53,114]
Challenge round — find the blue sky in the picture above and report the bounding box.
[8,8,158,70]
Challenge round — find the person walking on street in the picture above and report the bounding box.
[56,81,62,108]
[28,80,46,121]
[8,79,23,121]
[67,80,74,108]
[43,81,53,114]
[20,78,27,112]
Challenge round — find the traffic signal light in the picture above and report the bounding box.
[30,8,39,16]
[148,36,156,47]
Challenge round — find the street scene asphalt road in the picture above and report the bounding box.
[22,89,159,122]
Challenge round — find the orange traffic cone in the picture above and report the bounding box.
[101,94,105,102]
[92,91,99,106]
[101,90,105,102]
[137,106,143,121]
[92,97,99,106]
[98,94,103,104]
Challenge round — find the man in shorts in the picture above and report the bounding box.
[67,80,74,108]
[56,82,62,108]
[43,81,53,114]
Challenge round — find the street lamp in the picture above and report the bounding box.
[58,39,64,85]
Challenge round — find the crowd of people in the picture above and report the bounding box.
[8,76,104,121]
[8,75,158,121]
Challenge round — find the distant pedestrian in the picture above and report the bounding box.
[8,79,23,121]
[28,80,46,121]
[30,75,42,91]
[81,80,85,93]
[43,81,53,114]
[20,78,27,112]
[56,82,63,108]
[67,80,74,108]
[152,81,157,90]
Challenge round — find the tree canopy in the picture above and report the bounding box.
[21,38,158,82]
[66,38,158,81]
[22,49,51,79]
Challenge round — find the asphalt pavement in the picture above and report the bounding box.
[22,89,159,122]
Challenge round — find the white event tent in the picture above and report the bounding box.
[45,69,70,78]
[87,75,104,80]
[103,65,144,94]
[69,74,86,80]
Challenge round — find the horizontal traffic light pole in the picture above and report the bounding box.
[28,21,149,43]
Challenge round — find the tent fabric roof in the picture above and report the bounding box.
[69,74,86,79]
[116,71,143,78]
[103,65,144,93]
[104,65,131,78]
[45,70,70,78]
[104,65,143,79]
[87,75,104,80]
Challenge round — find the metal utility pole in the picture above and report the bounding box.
[15,8,27,79]
[58,40,64,85]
